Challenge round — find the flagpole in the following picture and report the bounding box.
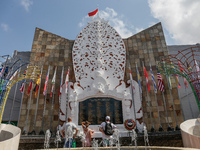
[17,80,26,127]
[129,64,138,132]
[142,62,155,132]
[22,80,33,135]
[8,80,18,124]
[57,66,64,130]
[135,63,145,131]
[150,64,163,131]
[39,65,50,135]
[8,67,21,124]
[65,67,70,124]
[174,76,185,121]
[50,67,57,133]
[166,74,179,130]
[31,66,43,135]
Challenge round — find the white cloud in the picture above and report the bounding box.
[78,7,134,38]
[148,0,200,44]
[20,0,33,12]
[1,23,9,31]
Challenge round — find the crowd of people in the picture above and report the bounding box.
[61,116,116,148]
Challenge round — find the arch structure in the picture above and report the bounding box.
[158,46,200,111]
[0,66,40,124]
[60,16,144,134]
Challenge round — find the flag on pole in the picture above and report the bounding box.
[129,65,135,91]
[186,61,192,71]
[0,66,5,77]
[59,67,64,96]
[88,9,98,17]
[65,68,70,94]
[150,65,157,93]
[143,66,150,91]
[178,61,188,88]
[34,74,41,98]
[50,67,57,97]
[27,81,32,95]
[43,66,50,95]
[157,68,165,92]
[136,64,142,93]
[19,82,25,93]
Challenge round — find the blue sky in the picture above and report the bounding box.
[0,0,199,60]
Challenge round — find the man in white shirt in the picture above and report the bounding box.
[61,117,78,148]
[99,116,116,147]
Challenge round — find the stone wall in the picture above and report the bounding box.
[18,22,183,133]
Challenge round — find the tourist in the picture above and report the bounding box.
[99,116,116,147]
[81,121,93,147]
[61,117,78,148]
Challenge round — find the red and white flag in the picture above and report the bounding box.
[88,9,98,19]
[178,61,188,88]
[27,81,32,95]
[144,66,150,91]
[19,82,25,93]
[59,67,64,96]
[65,68,70,94]
[43,66,50,95]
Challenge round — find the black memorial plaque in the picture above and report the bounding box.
[78,97,123,125]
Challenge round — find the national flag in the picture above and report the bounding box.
[195,60,200,79]
[9,70,18,81]
[178,61,188,88]
[59,67,64,96]
[65,68,69,94]
[88,9,98,17]
[178,61,184,73]
[150,65,157,93]
[43,66,50,95]
[19,82,25,93]
[34,74,41,98]
[129,65,135,91]
[50,67,57,97]
[143,66,150,91]
[0,66,5,78]
[27,81,32,95]
[136,65,142,93]
[186,61,192,71]
[157,68,165,92]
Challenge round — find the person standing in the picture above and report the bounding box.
[81,121,93,147]
[61,117,78,148]
[99,116,116,147]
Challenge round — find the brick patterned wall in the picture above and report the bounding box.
[18,23,183,133]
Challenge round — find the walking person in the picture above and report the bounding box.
[81,121,94,147]
[99,116,116,147]
[61,117,78,148]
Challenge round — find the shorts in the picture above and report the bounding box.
[103,139,112,146]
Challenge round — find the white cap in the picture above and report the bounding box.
[106,116,110,121]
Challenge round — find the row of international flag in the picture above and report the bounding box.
[129,60,199,94]
[19,66,70,98]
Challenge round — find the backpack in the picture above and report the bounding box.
[104,122,113,135]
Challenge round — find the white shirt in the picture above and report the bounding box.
[100,121,116,139]
[63,122,77,138]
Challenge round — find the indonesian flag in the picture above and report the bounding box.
[27,81,32,95]
[129,65,135,91]
[65,68,69,94]
[144,66,150,91]
[59,67,64,96]
[19,82,25,93]
[88,9,98,18]
[50,67,57,97]
[43,66,50,95]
